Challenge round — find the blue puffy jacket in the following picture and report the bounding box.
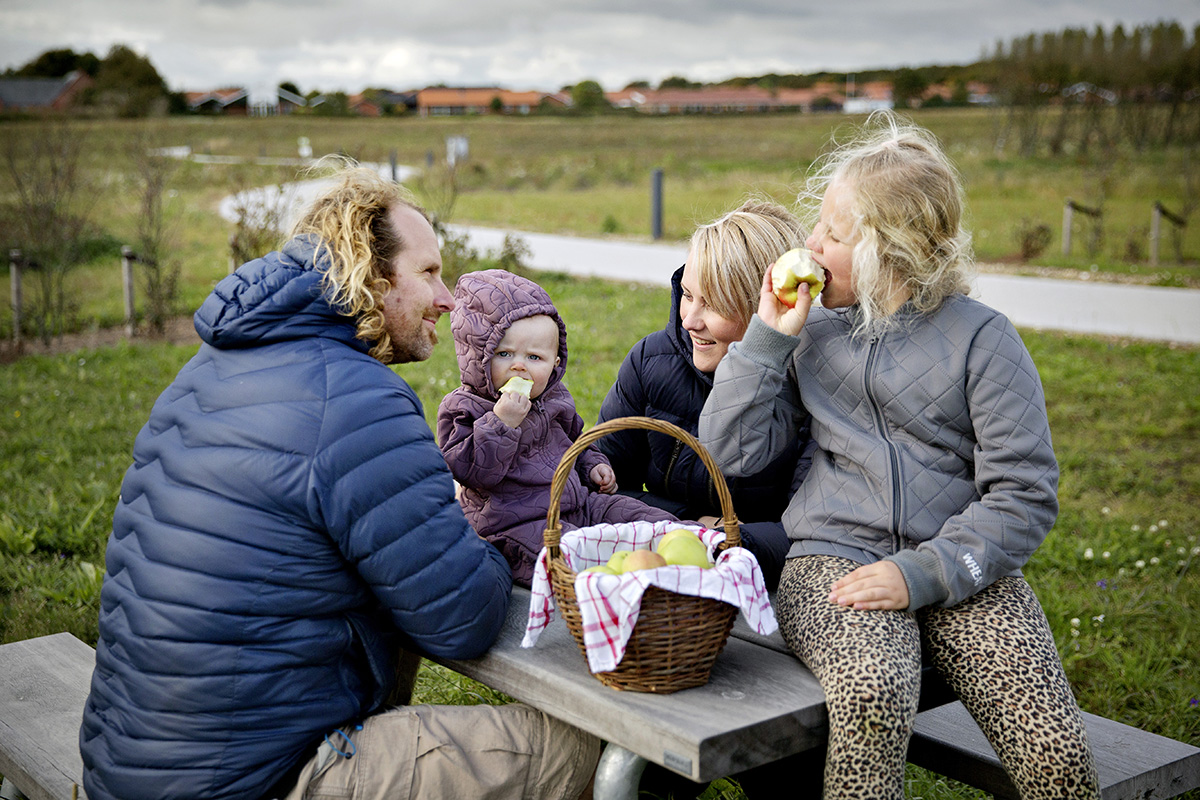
[596,266,810,588]
[79,237,512,800]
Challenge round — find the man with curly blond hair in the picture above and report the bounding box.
[80,166,600,800]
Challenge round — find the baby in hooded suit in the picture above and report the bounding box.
[438,269,677,585]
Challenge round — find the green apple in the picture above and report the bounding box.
[581,565,618,575]
[657,528,698,548]
[499,376,533,397]
[623,549,668,572]
[606,550,632,572]
[657,533,712,569]
[771,248,825,308]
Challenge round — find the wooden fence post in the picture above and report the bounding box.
[9,249,22,350]
[1150,201,1187,266]
[1062,199,1102,257]
[121,246,137,338]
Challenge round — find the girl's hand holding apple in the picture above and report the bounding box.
[759,263,813,336]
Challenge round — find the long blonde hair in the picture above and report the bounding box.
[690,200,807,327]
[291,163,429,363]
[801,112,973,334]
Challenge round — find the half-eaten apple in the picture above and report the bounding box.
[771,248,825,308]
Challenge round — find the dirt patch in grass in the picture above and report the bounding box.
[0,316,200,364]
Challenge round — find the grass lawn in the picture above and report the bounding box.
[1,110,1198,797]
[1,267,1197,798]
[1,107,1198,346]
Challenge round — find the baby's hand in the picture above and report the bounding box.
[590,463,617,494]
[494,391,530,428]
[828,561,910,611]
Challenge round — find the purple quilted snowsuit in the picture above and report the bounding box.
[438,269,676,585]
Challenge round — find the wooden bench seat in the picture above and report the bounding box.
[2,622,1198,800]
[909,700,1200,800]
[0,632,90,800]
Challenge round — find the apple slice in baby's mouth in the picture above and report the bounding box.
[499,377,533,397]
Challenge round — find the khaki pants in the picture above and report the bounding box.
[282,703,600,800]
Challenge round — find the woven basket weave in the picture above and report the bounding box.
[544,416,739,693]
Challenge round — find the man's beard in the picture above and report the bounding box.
[388,325,436,364]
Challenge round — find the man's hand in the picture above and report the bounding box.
[494,391,530,428]
[828,561,910,611]
[759,262,813,337]
[590,463,617,493]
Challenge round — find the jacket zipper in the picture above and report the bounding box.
[662,439,684,493]
[864,335,903,553]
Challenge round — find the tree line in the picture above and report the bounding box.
[4,45,184,117]
[983,21,1200,152]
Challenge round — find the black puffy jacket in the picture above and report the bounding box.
[596,266,810,587]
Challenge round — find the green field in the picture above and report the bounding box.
[1,107,1198,344]
[1,110,1198,798]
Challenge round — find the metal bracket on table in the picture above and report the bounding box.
[593,743,649,800]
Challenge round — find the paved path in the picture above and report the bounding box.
[220,176,1200,345]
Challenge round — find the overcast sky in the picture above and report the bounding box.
[4,1,1198,102]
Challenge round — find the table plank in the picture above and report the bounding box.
[429,588,827,782]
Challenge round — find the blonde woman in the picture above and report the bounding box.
[597,200,812,590]
[699,115,1099,799]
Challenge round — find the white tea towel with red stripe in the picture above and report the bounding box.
[521,520,777,674]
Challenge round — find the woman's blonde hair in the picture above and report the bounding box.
[801,112,973,334]
[690,199,807,327]
[291,162,429,363]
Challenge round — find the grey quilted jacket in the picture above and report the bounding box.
[699,294,1058,611]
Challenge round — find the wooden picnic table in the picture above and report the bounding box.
[427,586,829,799]
[2,596,1196,799]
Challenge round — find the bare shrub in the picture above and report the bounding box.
[226,169,292,269]
[1015,219,1053,259]
[127,130,182,333]
[2,119,96,344]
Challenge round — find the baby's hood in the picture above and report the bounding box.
[450,269,568,396]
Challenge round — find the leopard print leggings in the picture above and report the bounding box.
[776,555,1099,800]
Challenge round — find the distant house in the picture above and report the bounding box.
[277,87,307,114]
[186,87,249,115]
[842,80,894,114]
[966,82,996,105]
[415,87,568,116]
[0,70,93,112]
[348,90,418,116]
[348,93,382,117]
[775,84,844,112]
[606,84,846,114]
[608,86,780,114]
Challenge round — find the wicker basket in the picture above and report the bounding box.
[544,416,740,693]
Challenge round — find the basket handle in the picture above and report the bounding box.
[543,416,741,558]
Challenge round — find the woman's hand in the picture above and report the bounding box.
[759,263,813,337]
[494,391,530,428]
[590,463,617,494]
[828,561,910,610]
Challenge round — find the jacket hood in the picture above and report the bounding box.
[450,269,568,397]
[667,264,714,389]
[194,235,367,353]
